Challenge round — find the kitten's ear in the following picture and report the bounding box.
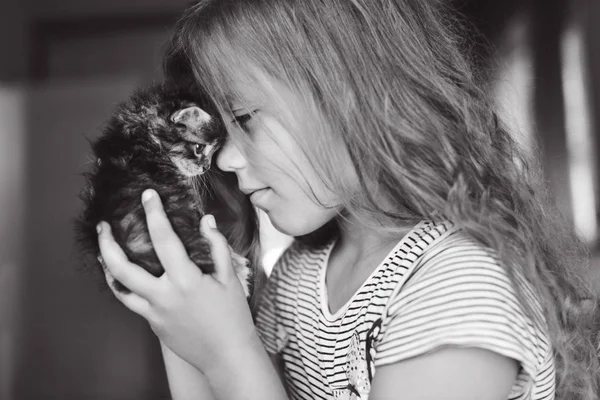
[171,107,211,130]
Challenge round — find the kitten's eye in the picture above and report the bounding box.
[192,144,202,157]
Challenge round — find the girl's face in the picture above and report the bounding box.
[215,81,341,237]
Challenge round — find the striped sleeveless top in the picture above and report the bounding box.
[255,220,555,400]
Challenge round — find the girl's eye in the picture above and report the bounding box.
[192,143,202,157]
[231,110,257,128]
[234,114,251,125]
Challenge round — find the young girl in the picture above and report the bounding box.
[97,0,600,399]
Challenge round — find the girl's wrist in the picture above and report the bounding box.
[204,329,264,377]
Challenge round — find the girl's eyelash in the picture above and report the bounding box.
[232,114,252,125]
[230,110,257,126]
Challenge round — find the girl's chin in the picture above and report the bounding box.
[266,214,295,236]
[266,213,299,236]
[267,212,334,238]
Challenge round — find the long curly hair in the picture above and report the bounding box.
[165,0,600,397]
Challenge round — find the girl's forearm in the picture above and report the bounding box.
[203,332,289,400]
[161,341,216,400]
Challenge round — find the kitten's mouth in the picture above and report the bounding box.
[199,163,212,174]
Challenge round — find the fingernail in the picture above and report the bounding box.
[206,215,217,229]
[142,189,155,204]
[96,223,103,234]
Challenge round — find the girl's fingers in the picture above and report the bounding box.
[141,189,196,282]
[104,267,152,318]
[200,214,234,283]
[97,221,161,301]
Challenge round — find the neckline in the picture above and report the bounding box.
[319,220,428,321]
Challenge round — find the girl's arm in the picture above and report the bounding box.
[162,328,287,400]
[162,337,288,400]
[200,331,288,400]
[370,347,518,400]
[160,341,216,400]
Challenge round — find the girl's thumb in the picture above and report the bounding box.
[201,214,233,282]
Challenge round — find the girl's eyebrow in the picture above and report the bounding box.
[225,85,265,107]
[228,96,262,112]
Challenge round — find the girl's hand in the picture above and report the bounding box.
[97,188,258,374]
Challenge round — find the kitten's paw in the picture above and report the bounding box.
[230,246,251,297]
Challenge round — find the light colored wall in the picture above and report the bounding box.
[0,0,27,398]
[0,86,26,400]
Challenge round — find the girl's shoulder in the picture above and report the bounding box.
[405,228,545,317]
[408,228,538,299]
[413,228,502,275]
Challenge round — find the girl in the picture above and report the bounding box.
[97,0,600,399]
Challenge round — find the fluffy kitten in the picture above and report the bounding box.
[75,82,261,298]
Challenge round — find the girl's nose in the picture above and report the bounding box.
[216,138,247,172]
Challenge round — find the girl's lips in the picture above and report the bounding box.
[249,188,271,207]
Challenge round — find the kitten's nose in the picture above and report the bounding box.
[215,138,247,172]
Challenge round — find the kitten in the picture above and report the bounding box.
[75,82,260,298]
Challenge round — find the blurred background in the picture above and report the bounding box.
[0,0,598,399]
